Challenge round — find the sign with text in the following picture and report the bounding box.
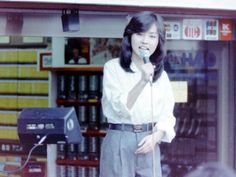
[204,19,219,40]
[164,21,181,40]
[219,19,233,41]
[183,19,203,40]
[171,81,188,103]
[164,50,218,70]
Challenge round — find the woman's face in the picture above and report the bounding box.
[131,23,159,61]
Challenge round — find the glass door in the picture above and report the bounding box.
[161,40,230,177]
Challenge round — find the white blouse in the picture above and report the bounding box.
[102,58,176,143]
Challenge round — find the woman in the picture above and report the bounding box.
[100,11,176,177]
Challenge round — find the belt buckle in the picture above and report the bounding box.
[133,124,143,133]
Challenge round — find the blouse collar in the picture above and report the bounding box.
[130,60,141,73]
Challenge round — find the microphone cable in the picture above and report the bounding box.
[0,135,47,174]
[149,76,157,177]
[139,49,157,177]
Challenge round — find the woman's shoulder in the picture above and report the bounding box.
[104,58,120,68]
[161,70,168,77]
[159,70,170,81]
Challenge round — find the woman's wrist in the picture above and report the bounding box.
[153,130,165,144]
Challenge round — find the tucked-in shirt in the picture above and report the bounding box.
[102,58,176,143]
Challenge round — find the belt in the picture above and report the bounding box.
[108,123,154,133]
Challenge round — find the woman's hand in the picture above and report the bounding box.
[141,63,155,82]
[135,130,164,154]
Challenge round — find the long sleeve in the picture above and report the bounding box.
[155,72,176,143]
[101,59,176,142]
[102,60,132,122]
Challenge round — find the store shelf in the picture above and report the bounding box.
[56,99,101,106]
[81,129,106,137]
[56,159,99,167]
[50,67,103,72]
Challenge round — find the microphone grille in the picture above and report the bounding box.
[140,49,150,59]
[140,49,150,63]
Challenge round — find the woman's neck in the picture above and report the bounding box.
[131,55,144,71]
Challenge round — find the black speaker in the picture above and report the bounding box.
[17,107,82,144]
[6,13,23,34]
[61,9,80,32]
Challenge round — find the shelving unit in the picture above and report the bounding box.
[49,67,104,177]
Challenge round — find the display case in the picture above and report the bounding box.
[52,68,105,177]
[161,41,220,177]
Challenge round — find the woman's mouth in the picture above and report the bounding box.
[139,46,149,51]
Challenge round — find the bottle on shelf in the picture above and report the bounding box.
[68,74,77,100]
[88,74,99,102]
[78,137,89,177]
[77,105,88,130]
[67,144,78,177]
[88,137,99,160]
[78,137,89,160]
[57,74,67,99]
[77,75,89,101]
[78,166,89,177]
[88,166,99,177]
[88,106,99,130]
[57,144,67,177]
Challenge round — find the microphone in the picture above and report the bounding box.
[139,49,153,83]
[139,49,150,63]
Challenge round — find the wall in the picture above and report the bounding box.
[0,10,127,38]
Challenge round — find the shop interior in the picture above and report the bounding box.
[0,9,236,177]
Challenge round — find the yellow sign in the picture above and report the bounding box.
[171,81,188,103]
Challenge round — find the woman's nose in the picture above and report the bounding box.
[141,35,148,44]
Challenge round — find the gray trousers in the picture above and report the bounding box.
[99,129,162,177]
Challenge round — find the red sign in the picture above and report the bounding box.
[23,162,46,177]
[182,19,203,40]
[219,19,233,41]
[184,26,201,38]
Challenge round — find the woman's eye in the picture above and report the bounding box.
[150,35,158,38]
[137,32,143,36]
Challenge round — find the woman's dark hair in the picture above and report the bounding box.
[120,11,166,82]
